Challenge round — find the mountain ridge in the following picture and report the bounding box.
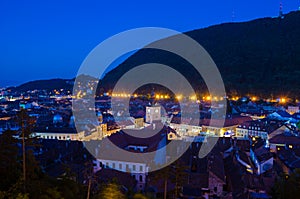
[101,11,300,97]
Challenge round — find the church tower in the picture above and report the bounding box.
[145,105,161,124]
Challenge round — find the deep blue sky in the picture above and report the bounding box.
[1,0,299,87]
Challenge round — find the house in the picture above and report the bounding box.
[92,125,167,191]
[235,150,253,174]
[236,119,283,140]
[169,117,202,138]
[275,148,300,173]
[287,106,299,115]
[201,115,252,137]
[269,134,300,153]
[145,105,161,124]
[250,141,273,175]
[33,126,85,141]
[268,110,293,121]
[178,142,227,198]
[134,117,144,128]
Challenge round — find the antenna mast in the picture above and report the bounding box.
[279,1,284,18]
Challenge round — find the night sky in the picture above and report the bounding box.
[1,0,299,86]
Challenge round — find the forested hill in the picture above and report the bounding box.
[102,11,300,97]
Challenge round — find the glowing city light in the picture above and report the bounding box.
[190,95,197,101]
[280,98,286,103]
[176,95,183,100]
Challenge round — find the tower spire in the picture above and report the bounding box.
[279,1,284,18]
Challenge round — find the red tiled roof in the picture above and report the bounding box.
[201,116,252,127]
[269,134,300,145]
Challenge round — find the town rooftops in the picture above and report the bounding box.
[277,149,300,170]
[269,134,300,145]
[34,126,77,134]
[275,110,292,118]
[238,119,283,133]
[200,115,252,127]
[253,146,273,162]
[92,123,168,163]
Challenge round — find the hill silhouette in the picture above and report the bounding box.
[101,11,300,98]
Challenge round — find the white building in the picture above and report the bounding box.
[145,105,161,123]
[92,127,166,191]
[93,158,149,190]
[250,146,273,175]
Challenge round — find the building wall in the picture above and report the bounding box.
[93,159,149,190]
[236,127,268,140]
[35,132,78,140]
[208,172,224,197]
[146,106,161,123]
[134,118,144,128]
[287,106,299,114]
[203,125,237,137]
[250,149,273,175]
[235,128,249,139]
[258,157,273,175]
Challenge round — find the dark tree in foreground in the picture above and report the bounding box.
[0,130,20,192]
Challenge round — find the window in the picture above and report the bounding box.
[112,163,115,168]
[119,164,122,170]
[139,175,143,182]
[140,165,143,172]
[106,162,109,168]
[133,165,136,171]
